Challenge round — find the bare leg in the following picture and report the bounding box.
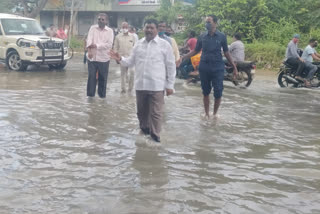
[203,95,210,117]
[213,98,221,116]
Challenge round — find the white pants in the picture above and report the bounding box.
[120,65,135,92]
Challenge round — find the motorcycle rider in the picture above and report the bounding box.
[180,15,238,119]
[229,32,245,62]
[301,39,320,87]
[285,34,305,80]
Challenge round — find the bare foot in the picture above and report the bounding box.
[213,114,220,120]
[201,113,210,120]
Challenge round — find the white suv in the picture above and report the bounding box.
[0,13,71,71]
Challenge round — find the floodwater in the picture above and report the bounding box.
[0,56,319,214]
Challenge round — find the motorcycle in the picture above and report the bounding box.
[278,61,320,88]
[177,59,256,88]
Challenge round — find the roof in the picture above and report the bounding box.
[0,13,35,21]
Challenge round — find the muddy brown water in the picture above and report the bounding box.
[0,56,319,213]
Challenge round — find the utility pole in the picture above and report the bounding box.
[68,0,74,48]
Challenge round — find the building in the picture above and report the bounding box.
[40,0,161,36]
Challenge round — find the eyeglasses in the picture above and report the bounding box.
[98,18,105,21]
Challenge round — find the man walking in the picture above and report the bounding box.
[285,34,305,80]
[181,15,238,119]
[114,22,136,93]
[110,19,176,143]
[86,13,114,98]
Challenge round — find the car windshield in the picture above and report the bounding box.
[1,18,44,35]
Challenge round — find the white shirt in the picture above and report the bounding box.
[86,25,114,62]
[120,35,176,91]
[130,33,139,43]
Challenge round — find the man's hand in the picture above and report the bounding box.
[166,88,174,96]
[299,57,305,63]
[233,67,238,80]
[109,50,121,61]
[88,52,93,59]
[88,44,97,49]
[176,58,182,68]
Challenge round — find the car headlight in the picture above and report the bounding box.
[63,40,68,48]
[17,38,38,49]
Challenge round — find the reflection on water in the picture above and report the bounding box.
[0,58,319,213]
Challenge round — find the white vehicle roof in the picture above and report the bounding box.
[0,13,35,21]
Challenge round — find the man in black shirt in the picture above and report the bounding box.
[181,15,238,119]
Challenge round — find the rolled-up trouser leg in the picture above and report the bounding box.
[128,67,135,91]
[97,61,110,98]
[305,62,318,80]
[149,91,164,139]
[120,65,128,91]
[136,90,150,131]
[87,61,97,97]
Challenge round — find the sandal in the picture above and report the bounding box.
[304,80,311,88]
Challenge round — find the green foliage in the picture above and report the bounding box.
[262,18,299,46]
[196,0,271,41]
[70,36,84,51]
[173,32,187,46]
[308,28,320,41]
[145,0,184,25]
[245,41,286,69]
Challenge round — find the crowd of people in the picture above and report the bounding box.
[43,24,69,40]
[83,13,242,143]
[81,12,319,144]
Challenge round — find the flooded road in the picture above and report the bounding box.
[0,56,319,214]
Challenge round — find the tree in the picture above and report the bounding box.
[0,0,15,13]
[146,0,184,24]
[196,0,271,41]
[18,0,49,18]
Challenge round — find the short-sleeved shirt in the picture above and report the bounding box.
[302,45,316,62]
[187,38,197,51]
[195,31,228,71]
[229,40,245,62]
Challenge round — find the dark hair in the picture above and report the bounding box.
[190,31,196,37]
[98,13,108,19]
[309,38,317,43]
[234,32,242,40]
[159,20,167,26]
[207,15,218,23]
[144,19,158,28]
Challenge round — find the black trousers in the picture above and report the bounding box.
[87,61,110,98]
[286,57,305,76]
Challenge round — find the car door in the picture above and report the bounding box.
[0,19,5,59]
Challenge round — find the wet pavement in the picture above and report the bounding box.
[0,56,319,214]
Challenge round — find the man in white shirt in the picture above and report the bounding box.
[110,19,176,143]
[114,22,136,93]
[301,39,320,87]
[229,32,245,62]
[86,13,114,98]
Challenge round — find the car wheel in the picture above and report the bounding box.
[6,51,28,71]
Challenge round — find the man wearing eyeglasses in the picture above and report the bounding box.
[86,13,114,98]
